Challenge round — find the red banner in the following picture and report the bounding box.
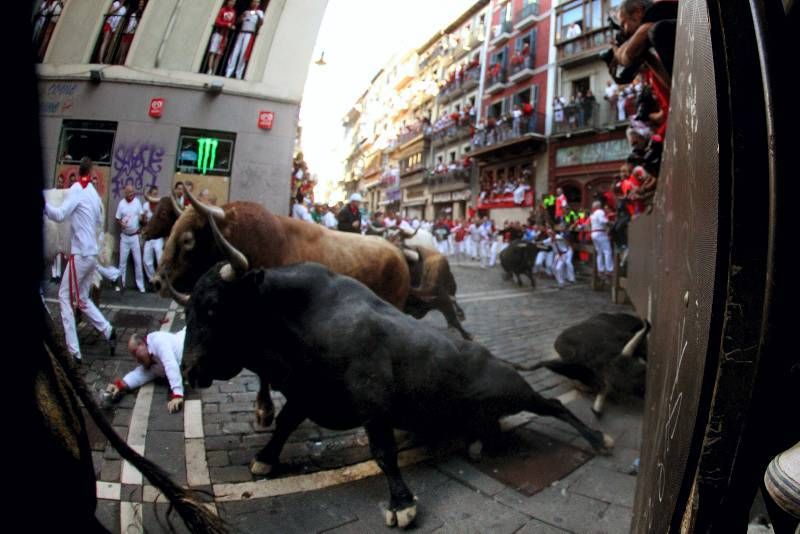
[477,190,534,210]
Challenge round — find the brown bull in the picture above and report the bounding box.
[153,191,410,309]
[141,194,183,241]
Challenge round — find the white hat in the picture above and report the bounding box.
[350,193,363,202]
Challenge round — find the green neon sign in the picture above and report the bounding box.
[543,194,555,207]
[197,137,219,174]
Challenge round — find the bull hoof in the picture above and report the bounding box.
[255,408,274,427]
[384,498,418,529]
[468,440,483,462]
[249,459,274,476]
[595,433,615,456]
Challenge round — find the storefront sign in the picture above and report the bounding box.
[258,110,275,130]
[451,189,472,201]
[407,187,425,199]
[148,98,165,118]
[556,139,628,167]
[433,192,452,203]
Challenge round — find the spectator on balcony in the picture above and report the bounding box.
[604,80,620,117]
[226,0,265,79]
[566,96,580,128]
[553,97,565,125]
[435,156,447,175]
[117,0,145,65]
[206,0,237,75]
[36,0,65,60]
[582,90,597,125]
[566,22,582,39]
[98,1,127,63]
[511,105,523,137]
[514,174,532,205]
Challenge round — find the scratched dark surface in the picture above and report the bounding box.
[629,0,721,531]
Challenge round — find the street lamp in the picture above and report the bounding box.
[315,51,326,66]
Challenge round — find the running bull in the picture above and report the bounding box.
[499,239,540,288]
[182,261,615,529]
[532,313,650,416]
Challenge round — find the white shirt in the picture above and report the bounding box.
[590,208,609,232]
[384,217,398,229]
[45,182,103,256]
[107,2,127,32]
[241,9,264,32]
[398,220,415,234]
[116,196,144,235]
[322,211,338,229]
[291,202,313,222]
[513,184,530,204]
[123,328,186,397]
[604,82,619,99]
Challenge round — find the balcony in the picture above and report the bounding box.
[395,121,430,146]
[485,69,509,94]
[557,28,615,66]
[424,167,471,187]
[471,111,546,149]
[508,54,537,84]
[514,3,541,31]
[438,67,480,103]
[466,28,484,50]
[432,121,474,148]
[490,20,514,46]
[551,101,628,135]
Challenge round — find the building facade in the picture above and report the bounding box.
[36,0,327,232]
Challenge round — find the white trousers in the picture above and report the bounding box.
[481,240,498,267]
[119,233,144,291]
[552,252,567,286]
[534,250,548,273]
[143,237,164,282]
[592,232,614,274]
[436,240,449,256]
[226,32,254,79]
[468,239,480,259]
[564,246,576,282]
[58,255,112,357]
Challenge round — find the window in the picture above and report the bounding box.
[176,128,236,176]
[514,88,532,106]
[557,1,584,42]
[572,77,590,96]
[488,100,503,119]
[91,1,149,65]
[33,0,66,62]
[200,0,270,78]
[58,120,118,166]
[450,151,457,163]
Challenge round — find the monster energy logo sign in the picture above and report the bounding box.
[197,137,218,174]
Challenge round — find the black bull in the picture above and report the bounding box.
[182,262,614,529]
[500,239,540,288]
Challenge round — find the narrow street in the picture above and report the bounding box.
[46,263,642,533]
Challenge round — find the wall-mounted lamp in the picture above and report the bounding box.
[204,79,224,95]
[89,69,103,84]
[315,51,326,66]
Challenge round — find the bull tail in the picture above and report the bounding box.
[42,305,228,533]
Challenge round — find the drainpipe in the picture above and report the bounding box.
[156,0,184,68]
[475,0,495,124]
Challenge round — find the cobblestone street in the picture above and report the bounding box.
[46,262,643,533]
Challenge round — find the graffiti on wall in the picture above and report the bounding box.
[41,82,78,115]
[111,143,165,198]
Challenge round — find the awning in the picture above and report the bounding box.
[402,199,428,207]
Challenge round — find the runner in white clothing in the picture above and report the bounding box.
[141,186,164,288]
[225,1,264,79]
[115,184,145,292]
[105,328,187,414]
[44,157,115,361]
[590,200,614,278]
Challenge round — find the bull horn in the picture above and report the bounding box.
[401,226,419,238]
[621,320,650,357]
[170,194,185,215]
[403,248,420,263]
[186,189,225,223]
[163,274,190,306]
[209,215,249,272]
[145,194,160,204]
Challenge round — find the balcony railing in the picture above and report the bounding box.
[395,121,431,146]
[490,20,514,45]
[509,54,536,82]
[557,28,615,63]
[425,167,471,186]
[91,10,145,65]
[551,101,628,134]
[485,68,509,93]
[514,3,541,30]
[432,121,474,147]
[471,111,546,148]
[438,67,481,101]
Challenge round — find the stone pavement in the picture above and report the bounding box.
[44,260,642,533]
